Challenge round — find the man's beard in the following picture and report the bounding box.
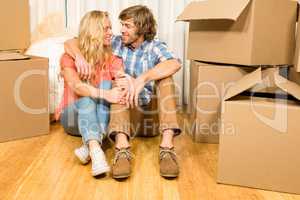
[122,33,140,47]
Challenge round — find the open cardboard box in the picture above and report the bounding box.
[218,67,300,194]
[177,0,297,66]
[189,61,288,143]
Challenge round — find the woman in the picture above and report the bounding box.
[55,11,126,177]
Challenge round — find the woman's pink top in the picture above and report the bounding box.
[54,53,123,120]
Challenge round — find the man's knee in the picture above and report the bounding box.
[155,76,177,102]
[110,103,129,114]
[156,76,175,88]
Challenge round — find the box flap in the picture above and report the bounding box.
[177,0,251,21]
[225,67,300,101]
[224,68,262,100]
[261,68,279,87]
[274,73,300,101]
[0,52,30,61]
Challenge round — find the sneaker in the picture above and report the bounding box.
[90,148,110,176]
[159,146,179,178]
[74,145,90,164]
[112,147,132,179]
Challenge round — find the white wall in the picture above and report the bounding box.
[29,0,65,33]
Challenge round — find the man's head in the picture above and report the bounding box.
[119,5,157,46]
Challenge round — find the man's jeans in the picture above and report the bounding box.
[60,80,111,145]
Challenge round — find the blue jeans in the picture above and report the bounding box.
[60,80,111,145]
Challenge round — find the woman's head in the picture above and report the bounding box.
[78,10,112,68]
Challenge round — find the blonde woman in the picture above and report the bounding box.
[55,11,126,176]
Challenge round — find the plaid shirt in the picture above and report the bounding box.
[112,35,177,105]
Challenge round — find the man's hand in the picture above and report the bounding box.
[75,53,92,80]
[115,72,146,107]
[131,76,146,107]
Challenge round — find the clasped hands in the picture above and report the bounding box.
[111,71,146,107]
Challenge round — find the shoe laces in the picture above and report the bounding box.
[113,148,133,165]
[159,147,178,164]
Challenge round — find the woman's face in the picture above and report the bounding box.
[103,17,112,46]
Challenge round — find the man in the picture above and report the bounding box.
[64,5,182,179]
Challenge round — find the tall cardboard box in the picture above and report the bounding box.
[0,0,30,50]
[189,61,253,143]
[177,0,297,65]
[0,56,49,142]
[218,68,300,194]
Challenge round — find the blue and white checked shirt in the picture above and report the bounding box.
[111,35,177,105]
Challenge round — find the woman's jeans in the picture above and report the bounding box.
[60,80,111,145]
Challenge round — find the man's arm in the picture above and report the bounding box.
[64,38,92,80]
[115,59,181,87]
[139,58,181,83]
[64,38,80,59]
[133,59,181,105]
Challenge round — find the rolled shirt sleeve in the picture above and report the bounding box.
[152,40,180,65]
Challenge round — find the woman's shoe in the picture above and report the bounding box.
[90,148,110,176]
[74,145,90,164]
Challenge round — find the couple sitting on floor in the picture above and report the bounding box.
[55,5,182,179]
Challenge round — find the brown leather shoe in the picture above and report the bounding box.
[112,147,132,179]
[159,146,179,178]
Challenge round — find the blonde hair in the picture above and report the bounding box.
[78,10,111,69]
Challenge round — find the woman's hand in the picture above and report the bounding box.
[104,87,127,104]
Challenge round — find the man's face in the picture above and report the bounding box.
[120,18,139,45]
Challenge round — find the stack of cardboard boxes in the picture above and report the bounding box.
[0,0,49,142]
[178,0,300,195]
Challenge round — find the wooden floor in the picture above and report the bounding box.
[1,114,300,200]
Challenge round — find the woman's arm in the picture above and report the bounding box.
[61,66,126,104]
[109,57,130,105]
[61,67,106,99]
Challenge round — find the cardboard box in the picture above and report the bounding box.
[218,68,300,194]
[177,0,297,66]
[0,56,49,142]
[0,0,30,50]
[189,61,253,143]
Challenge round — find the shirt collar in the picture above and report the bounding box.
[123,39,149,51]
